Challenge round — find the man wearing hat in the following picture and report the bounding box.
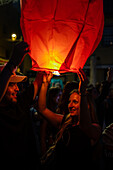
[0,41,42,170]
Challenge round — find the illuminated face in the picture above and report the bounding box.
[68,92,80,116]
[5,83,19,103]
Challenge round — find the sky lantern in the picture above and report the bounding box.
[20,0,104,73]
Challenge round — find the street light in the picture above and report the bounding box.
[11,33,17,41]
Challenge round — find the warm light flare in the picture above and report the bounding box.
[43,49,63,70]
[52,71,60,76]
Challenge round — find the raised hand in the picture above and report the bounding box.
[43,72,53,84]
[77,68,89,94]
[9,41,29,67]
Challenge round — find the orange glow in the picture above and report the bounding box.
[43,50,63,70]
[20,0,104,73]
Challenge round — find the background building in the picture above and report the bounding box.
[84,0,113,85]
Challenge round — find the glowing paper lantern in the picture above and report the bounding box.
[20,0,104,73]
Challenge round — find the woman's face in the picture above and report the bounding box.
[68,92,80,116]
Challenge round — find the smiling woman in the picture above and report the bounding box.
[38,68,101,170]
[68,90,80,117]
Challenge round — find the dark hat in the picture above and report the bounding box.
[0,64,27,83]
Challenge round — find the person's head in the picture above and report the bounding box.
[0,65,27,104]
[57,81,79,115]
[4,76,27,104]
[68,89,80,117]
[86,84,99,100]
[47,86,62,112]
[68,89,98,123]
[5,82,19,103]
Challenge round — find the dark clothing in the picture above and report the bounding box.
[104,98,113,127]
[95,81,111,128]
[56,125,92,170]
[0,85,40,170]
[41,114,93,170]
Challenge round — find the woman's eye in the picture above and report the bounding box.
[73,100,78,104]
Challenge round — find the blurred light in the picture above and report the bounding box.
[52,71,60,76]
[11,33,17,41]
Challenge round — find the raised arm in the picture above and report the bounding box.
[0,41,29,102]
[78,68,101,143]
[37,72,63,128]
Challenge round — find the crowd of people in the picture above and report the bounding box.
[0,41,113,170]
